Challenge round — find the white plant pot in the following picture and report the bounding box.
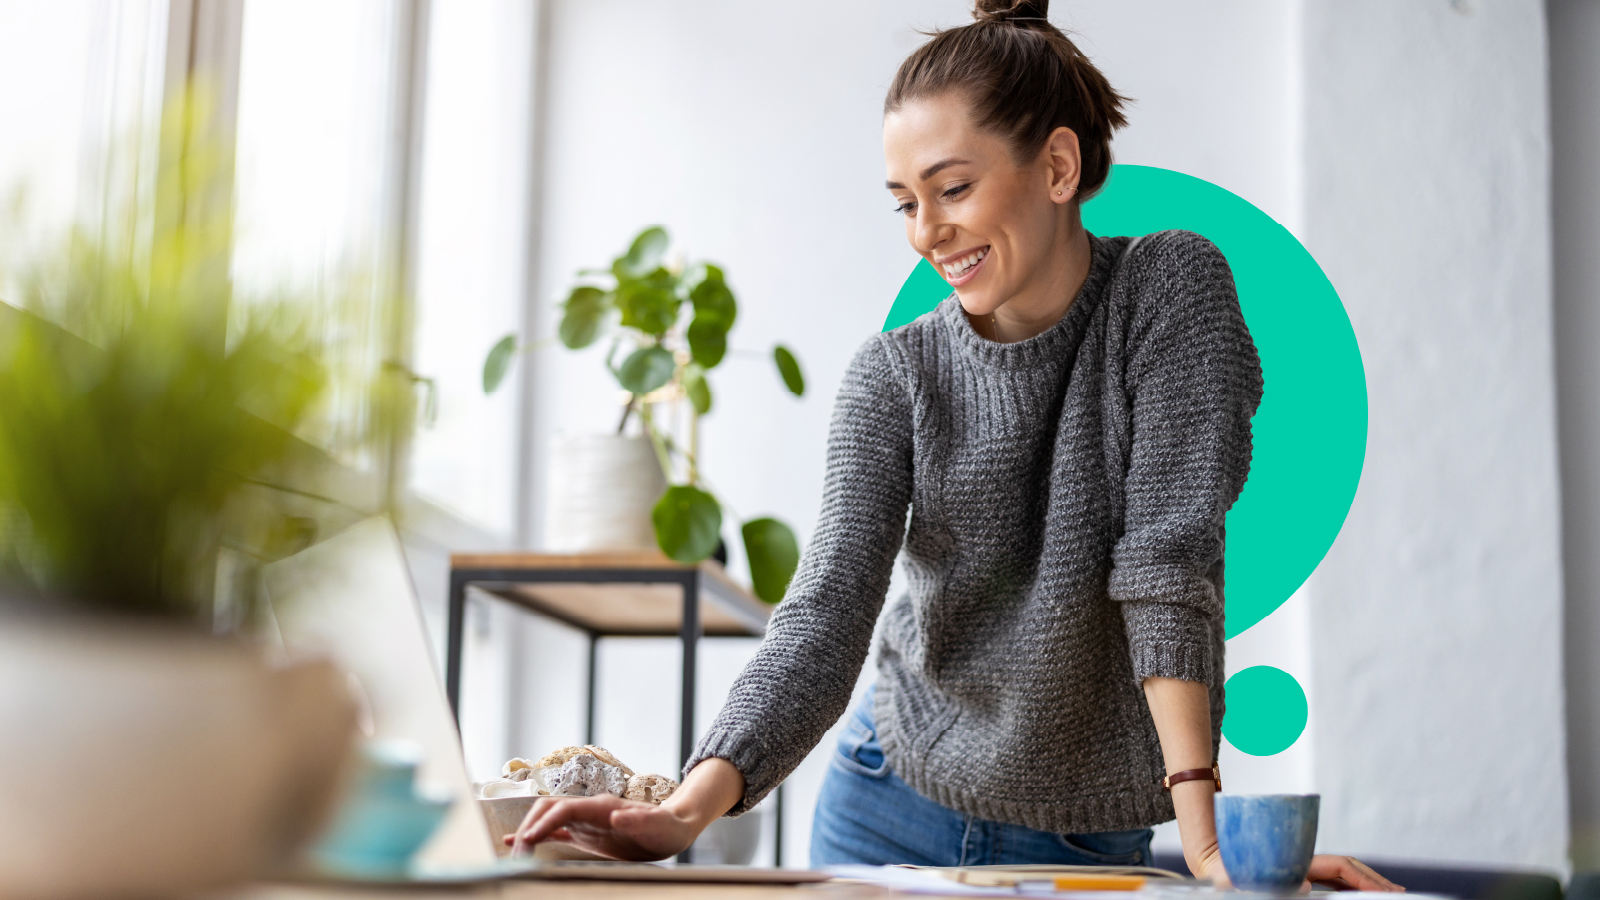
[545,434,667,553]
[0,618,356,900]
[692,806,764,865]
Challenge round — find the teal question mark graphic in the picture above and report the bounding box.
[883,165,1367,756]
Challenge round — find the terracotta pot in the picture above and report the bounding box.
[0,618,355,900]
[545,434,667,552]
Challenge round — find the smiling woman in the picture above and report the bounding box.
[505,1,1395,890]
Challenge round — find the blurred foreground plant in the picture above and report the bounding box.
[0,89,403,619]
[484,226,803,603]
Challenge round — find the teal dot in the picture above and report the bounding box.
[1222,666,1309,756]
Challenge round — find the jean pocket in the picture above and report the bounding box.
[1054,828,1152,865]
[832,718,891,779]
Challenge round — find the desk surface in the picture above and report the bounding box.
[241,880,891,900]
[450,551,772,637]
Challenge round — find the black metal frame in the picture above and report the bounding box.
[445,564,782,866]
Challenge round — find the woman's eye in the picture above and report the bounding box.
[893,201,917,216]
[942,184,970,199]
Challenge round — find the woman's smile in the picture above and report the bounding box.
[939,246,990,285]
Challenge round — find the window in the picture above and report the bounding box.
[407,0,535,538]
[231,0,411,472]
[0,0,166,281]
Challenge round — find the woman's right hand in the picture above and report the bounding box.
[506,794,700,860]
[506,756,747,861]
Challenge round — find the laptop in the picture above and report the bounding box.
[261,516,826,885]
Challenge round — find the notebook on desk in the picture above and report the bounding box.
[261,516,826,886]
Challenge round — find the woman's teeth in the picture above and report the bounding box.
[943,248,988,278]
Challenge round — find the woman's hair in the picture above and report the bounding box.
[885,0,1130,199]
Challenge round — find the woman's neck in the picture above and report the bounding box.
[976,226,1093,344]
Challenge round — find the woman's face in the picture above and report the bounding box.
[883,93,1074,317]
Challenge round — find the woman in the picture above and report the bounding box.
[512,1,1398,888]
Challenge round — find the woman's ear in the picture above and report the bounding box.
[1044,126,1082,204]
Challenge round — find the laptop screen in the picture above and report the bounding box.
[262,516,496,868]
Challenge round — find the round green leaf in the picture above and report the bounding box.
[685,261,725,288]
[683,363,712,415]
[559,286,610,349]
[653,485,722,563]
[689,277,737,329]
[687,318,728,369]
[773,344,804,396]
[617,279,680,336]
[742,517,799,604]
[617,345,676,394]
[617,226,669,278]
[482,334,517,394]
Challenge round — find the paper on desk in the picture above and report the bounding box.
[824,865,1024,895]
[825,865,1224,897]
[824,867,1451,900]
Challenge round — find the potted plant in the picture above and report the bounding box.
[485,227,804,604]
[0,99,382,899]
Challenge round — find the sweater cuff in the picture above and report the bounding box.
[684,727,773,816]
[1121,600,1215,683]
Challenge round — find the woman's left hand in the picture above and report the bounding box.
[1191,843,1229,886]
[1306,854,1404,892]
[1198,849,1402,892]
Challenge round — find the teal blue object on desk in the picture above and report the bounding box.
[1215,794,1320,894]
[311,740,453,879]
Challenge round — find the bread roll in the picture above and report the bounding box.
[623,773,678,805]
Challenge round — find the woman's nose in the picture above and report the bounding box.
[914,210,951,256]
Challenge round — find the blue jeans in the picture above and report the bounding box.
[810,686,1154,868]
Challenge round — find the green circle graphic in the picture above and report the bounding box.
[883,164,1367,640]
[1222,666,1310,756]
[884,165,1367,756]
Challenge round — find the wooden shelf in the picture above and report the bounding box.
[449,551,772,637]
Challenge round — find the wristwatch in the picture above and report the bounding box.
[1162,761,1222,792]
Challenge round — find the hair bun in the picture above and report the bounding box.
[973,0,1050,23]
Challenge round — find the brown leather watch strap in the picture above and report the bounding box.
[1162,762,1222,792]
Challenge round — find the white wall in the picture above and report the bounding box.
[1300,0,1569,869]
[520,0,1308,865]
[1549,0,1600,872]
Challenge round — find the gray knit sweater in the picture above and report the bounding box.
[689,230,1263,834]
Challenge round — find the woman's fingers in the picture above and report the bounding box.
[1306,855,1404,892]
[511,796,567,847]
[505,795,694,861]
[511,796,621,855]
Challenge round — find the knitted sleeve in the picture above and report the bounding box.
[1108,231,1264,684]
[686,334,915,813]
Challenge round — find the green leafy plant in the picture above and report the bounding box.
[485,226,804,603]
[0,90,402,620]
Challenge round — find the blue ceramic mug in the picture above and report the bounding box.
[311,740,453,879]
[1214,794,1320,894]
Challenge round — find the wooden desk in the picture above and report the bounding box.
[445,551,776,864]
[240,881,891,900]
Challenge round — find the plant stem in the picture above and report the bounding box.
[689,407,700,485]
[639,403,676,483]
[517,336,556,355]
[616,396,634,435]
